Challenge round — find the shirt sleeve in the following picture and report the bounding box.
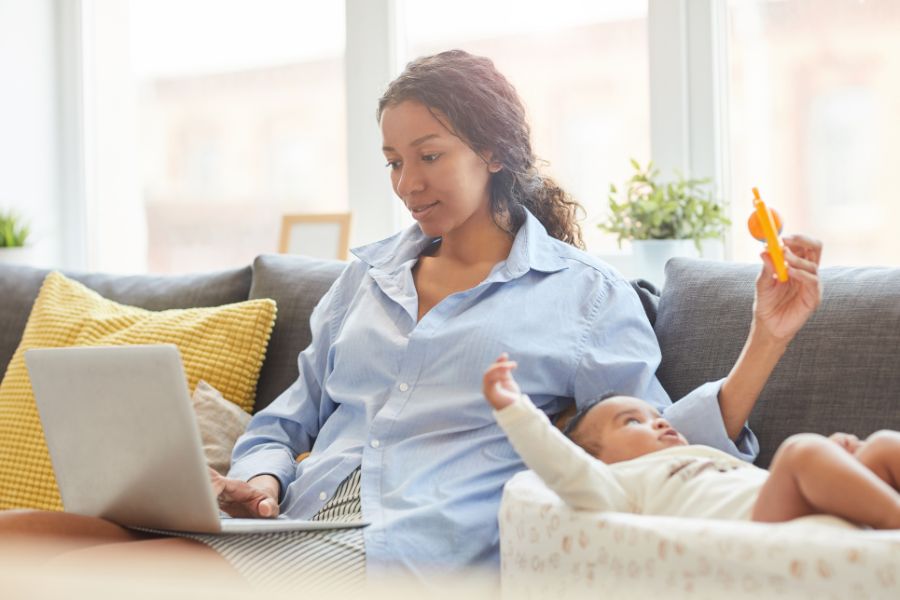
[494,394,633,513]
[573,278,759,462]
[228,263,354,497]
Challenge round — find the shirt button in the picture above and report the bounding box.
[319,491,327,501]
[371,439,380,449]
[399,382,409,392]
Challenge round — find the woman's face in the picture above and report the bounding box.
[380,100,496,238]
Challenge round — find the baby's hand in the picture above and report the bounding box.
[828,432,862,455]
[482,353,521,410]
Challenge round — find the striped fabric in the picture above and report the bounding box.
[189,467,365,592]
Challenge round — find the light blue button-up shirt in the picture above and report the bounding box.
[229,210,758,578]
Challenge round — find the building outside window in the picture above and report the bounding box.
[726,0,900,266]
[75,0,900,273]
[405,0,650,255]
[86,0,346,273]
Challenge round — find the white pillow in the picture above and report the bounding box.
[191,380,251,475]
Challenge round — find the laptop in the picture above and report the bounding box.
[24,344,368,535]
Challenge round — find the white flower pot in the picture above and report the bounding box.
[0,246,35,266]
[631,239,699,289]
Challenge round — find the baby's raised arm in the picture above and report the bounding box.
[483,356,633,513]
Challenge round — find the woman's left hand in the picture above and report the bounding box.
[753,234,824,343]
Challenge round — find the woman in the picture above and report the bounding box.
[0,50,823,587]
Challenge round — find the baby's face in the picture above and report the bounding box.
[577,396,688,463]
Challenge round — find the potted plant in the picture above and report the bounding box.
[0,209,32,265]
[598,160,730,287]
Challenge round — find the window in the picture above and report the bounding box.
[84,0,346,273]
[726,0,900,266]
[403,0,650,253]
[70,0,898,272]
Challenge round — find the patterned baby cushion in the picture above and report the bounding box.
[500,470,900,598]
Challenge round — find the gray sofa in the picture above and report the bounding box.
[656,258,900,466]
[0,254,346,416]
[1,254,898,471]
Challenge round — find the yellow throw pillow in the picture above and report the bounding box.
[0,271,276,511]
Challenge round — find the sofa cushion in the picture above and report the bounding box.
[0,272,275,510]
[249,254,347,411]
[192,380,252,475]
[0,262,252,383]
[655,258,900,467]
[630,278,660,326]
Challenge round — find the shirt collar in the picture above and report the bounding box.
[503,208,569,277]
[350,223,434,271]
[350,207,569,276]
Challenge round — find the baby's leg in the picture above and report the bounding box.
[855,430,900,490]
[752,433,900,529]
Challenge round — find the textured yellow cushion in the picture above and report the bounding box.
[0,272,276,511]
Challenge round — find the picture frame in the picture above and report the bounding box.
[278,213,352,261]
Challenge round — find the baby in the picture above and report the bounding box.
[484,354,900,529]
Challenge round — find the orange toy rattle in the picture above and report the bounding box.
[748,188,788,282]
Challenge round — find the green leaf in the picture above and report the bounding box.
[598,162,731,245]
[0,209,30,247]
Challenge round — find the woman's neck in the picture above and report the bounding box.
[434,210,514,266]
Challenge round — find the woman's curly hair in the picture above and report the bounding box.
[377,49,584,249]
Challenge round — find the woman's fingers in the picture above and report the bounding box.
[760,246,821,296]
[256,497,278,518]
[221,478,258,504]
[208,467,228,498]
[786,257,823,294]
[758,236,823,285]
[783,246,818,276]
[783,235,823,265]
[785,262,819,285]
[215,476,278,518]
[757,251,777,286]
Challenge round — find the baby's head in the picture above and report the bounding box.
[562,394,688,463]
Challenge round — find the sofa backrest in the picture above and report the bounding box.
[0,257,349,415]
[0,262,252,383]
[655,258,900,467]
[247,254,347,411]
[8,255,897,466]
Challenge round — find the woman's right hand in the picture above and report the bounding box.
[209,468,280,518]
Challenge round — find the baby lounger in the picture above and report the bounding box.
[500,470,900,599]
